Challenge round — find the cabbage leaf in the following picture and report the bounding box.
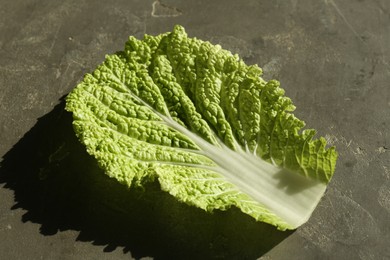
[65,25,337,230]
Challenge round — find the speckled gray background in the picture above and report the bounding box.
[1,0,389,259]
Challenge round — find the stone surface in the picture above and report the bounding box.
[1,0,389,259]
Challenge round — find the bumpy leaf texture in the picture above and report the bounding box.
[66,25,337,230]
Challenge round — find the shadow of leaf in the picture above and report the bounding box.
[0,99,293,260]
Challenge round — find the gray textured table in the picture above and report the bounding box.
[1,0,389,259]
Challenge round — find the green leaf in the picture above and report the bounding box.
[66,25,337,230]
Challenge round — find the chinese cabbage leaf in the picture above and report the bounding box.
[65,25,337,230]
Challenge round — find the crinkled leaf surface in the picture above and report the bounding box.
[66,25,337,230]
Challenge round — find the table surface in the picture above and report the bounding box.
[1,0,389,259]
